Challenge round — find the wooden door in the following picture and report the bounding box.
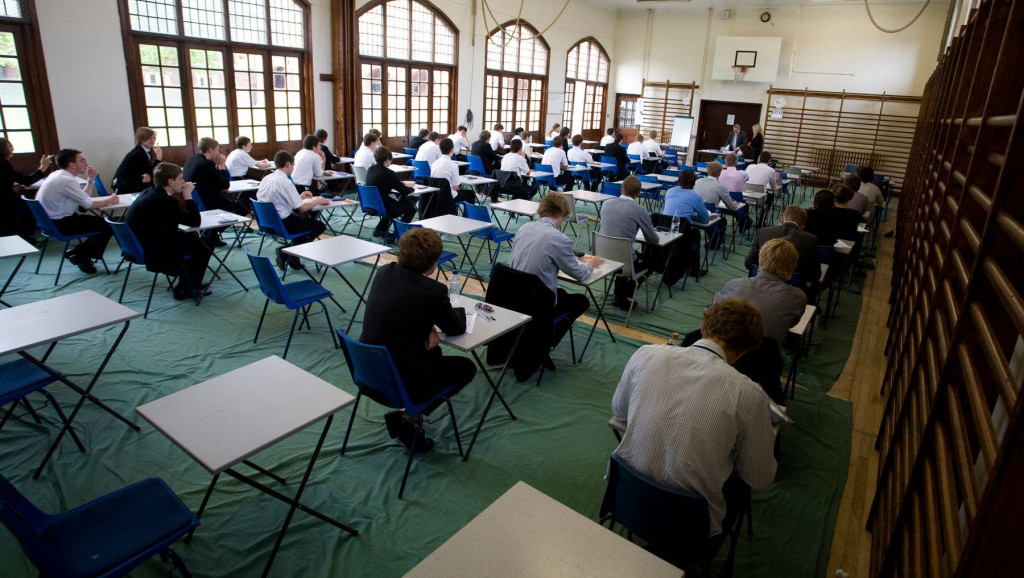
[695,100,762,154]
[614,93,639,143]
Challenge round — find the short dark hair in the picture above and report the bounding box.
[374,146,393,164]
[812,189,834,210]
[614,133,624,143]
[397,228,444,273]
[198,137,219,154]
[606,128,614,135]
[509,139,523,153]
[479,130,491,142]
[439,138,454,155]
[427,131,440,142]
[418,128,429,138]
[55,148,82,169]
[702,298,763,354]
[559,127,570,137]
[781,205,808,226]
[856,166,875,184]
[314,129,328,142]
[363,133,379,147]
[274,150,293,168]
[514,127,524,135]
[551,136,563,148]
[0,138,11,160]
[621,175,641,198]
[153,162,181,188]
[678,170,698,189]
[492,124,503,131]
[725,154,738,167]
[572,134,583,146]
[758,151,772,163]
[843,173,861,191]
[457,125,467,132]
[235,136,252,149]
[302,134,319,150]
[368,128,382,137]
[135,127,157,145]
[832,183,855,203]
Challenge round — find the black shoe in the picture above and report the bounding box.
[689,268,709,279]
[541,357,556,371]
[384,410,404,439]
[613,298,635,311]
[372,230,387,239]
[275,247,287,271]
[76,260,97,274]
[174,286,212,300]
[286,255,305,270]
[884,230,895,238]
[211,238,228,248]
[397,425,435,453]
[383,234,396,244]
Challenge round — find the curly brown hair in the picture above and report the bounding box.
[702,298,763,353]
[398,227,443,273]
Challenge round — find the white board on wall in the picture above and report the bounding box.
[669,116,694,149]
[711,37,782,83]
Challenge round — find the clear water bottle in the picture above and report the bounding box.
[670,211,680,234]
[667,332,680,346]
[449,270,462,306]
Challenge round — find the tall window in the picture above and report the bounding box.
[357,0,457,143]
[0,0,57,164]
[563,39,608,134]
[484,21,548,135]
[120,0,309,156]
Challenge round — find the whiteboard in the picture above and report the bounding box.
[669,116,694,149]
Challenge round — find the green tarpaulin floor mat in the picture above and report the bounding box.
[1,213,854,577]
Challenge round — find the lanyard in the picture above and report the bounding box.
[692,344,724,361]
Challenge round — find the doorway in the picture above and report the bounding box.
[695,100,762,157]
[614,93,640,143]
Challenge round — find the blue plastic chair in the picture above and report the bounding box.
[250,200,308,256]
[403,147,418,157]
[458,201,515,269]
[336,330,464,499]
[93,176,111,196]
[412,160,431,182]
[0,358,84,456]
[533,163,561,191]
[627,154,645,175]
[662,168,682,178]
[0,474,198,577]
[107,218,198,318]
[392,221,456,280]
[466,154,489,177]
[544,139,553,147]
[602,181,622,197]
[246,249,337,359]
[22,196,109,286]
[355,184,389,240]
[600,155,621,180]
[663,149,678,166]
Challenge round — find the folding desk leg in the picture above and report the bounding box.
[0,255,26,307]
[462,326,525,462]
[340,254,381,334]
[577,282,616,364]
[186,473,221,544]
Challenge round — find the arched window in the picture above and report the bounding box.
[357,0,457,146]
[563,38,609,137]
[484,21,548,136]
[119,0,310,160]
[0,0,57,167]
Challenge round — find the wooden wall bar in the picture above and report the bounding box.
[638,79,696,142]
[869,0,1024,575]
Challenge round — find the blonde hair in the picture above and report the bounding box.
[752,123,762,136]
[702,298,763,353]
[781,205,808,226]
[759,238,799,279]
[537,192,570,219]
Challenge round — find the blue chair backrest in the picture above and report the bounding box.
[94,176,111,197]
[663,168,682,178]
[356,184,387,216]
[392,220,422,241]
[663,149,678,163]
[246,248,288,304]
[461,202,492,224]
[0,474,52,558]
[627,154,642,163]
[190,190,207,211]
[544,139,553,147]
[534,163,558,188]
[412,160,431,179]
[638,174,658,184]
[679,165,697,172]
[467,154,488,176]
[696,162,708,169]
[600,155,619,174]
[107,218,146,265]
[21,197,61,238]
[844,164,857,173]
[602,181,622,197]
[251,200,286,236]
[403,147,418,156]
[336,330,415,410]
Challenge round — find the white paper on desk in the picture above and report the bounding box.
[463,311,477,335]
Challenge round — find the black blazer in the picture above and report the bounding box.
[603,142,631,178]
[470,139,501,173]
[0,158,43,237]
[124,187,201,272]
[748,133,763,161]
[745,222,820,291]
[114,145,159,194]
[360,262,466,374]
[408,136,427,150]
[320,143,341,166]
[365,163,414,199]
[182,154,230,209]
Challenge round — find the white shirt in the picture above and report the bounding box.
[549,130,561,140]
[643,139,663,158]
[500,152,530,176]
[226,149,259,178]
[567,146,591,165]
[415,141,442,164]
[540,146,569,178]
[626,141,646,157]
[612,341,777,535]
[447,133,469,153]
[745,162,778,191]
[256,170,303,219]
[353,144,376,169]
[489,131,505,152]
[291,148,323,186]
[600,134,615,146]
[430,155,461,195]
[37,169,93,219]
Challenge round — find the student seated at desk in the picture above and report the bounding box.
[488,124,505,151]
[361,227,476,452]
[540,136,574,190]
[365,146,416,242]
[36,148,119,274]
[746,205,821,301]
[226,136,272,180]
[430,138,474,204]
[113,127,161,194]
[510,192,604,361]
[718,154,749,194]
[712,238,806,403]
[256,150,330,271]
[353,132,380,172]
[494,139,535,202]
[315,128,341,166]
[599,127,615,147]
[125,162,212,300]
[409,128,430,150]
[694,161,740,212]
[600,176,659,311]
[471,130,502,174]
[0,137,50,241]
[414,132,442,164]
[612,298,777,552]
[603,133,631,179]
[291,134,334,193]
[568,134,600,191]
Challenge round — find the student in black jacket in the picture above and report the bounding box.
[470,130,502,173]
[182,137,247,216]
[0,137,50,240]
[603,133,632,179]
[365,146,417,240]
[408,128,430,150]
[113,127,162,194]
[315,128,341,167]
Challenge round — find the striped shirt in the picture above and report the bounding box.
[612,340,777,535]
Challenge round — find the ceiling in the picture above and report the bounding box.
[588,0,930,11]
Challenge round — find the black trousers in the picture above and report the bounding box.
[53,214,112,260]
[553,288,589,346]
[374,195,417,236]
[282,212,327,245]
[400,356,477,414]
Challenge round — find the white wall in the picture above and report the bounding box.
[612,4,948,134]
[34,0,336,179]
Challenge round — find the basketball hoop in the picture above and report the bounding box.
[732,65,749,81]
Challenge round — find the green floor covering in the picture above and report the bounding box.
[0,210,856,577]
